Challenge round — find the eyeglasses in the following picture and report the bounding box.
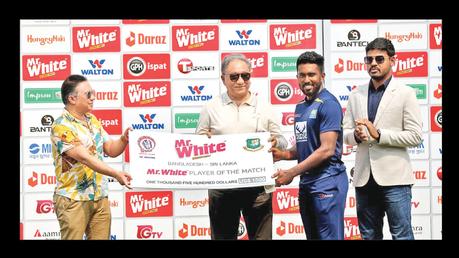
[364,55,387,65]
[73,90,95,99]
[225,73,251,82]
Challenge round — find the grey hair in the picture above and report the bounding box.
[221,53,251,74]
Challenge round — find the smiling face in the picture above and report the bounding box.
[221,59,252,101]
[297,63,325,100]
[365,49,395,84]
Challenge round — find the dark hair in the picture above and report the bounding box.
[61,74,87,105]
[296,51,324,73]
[365,37,396,57]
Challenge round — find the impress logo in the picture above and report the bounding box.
[73,26,120,52]
[430,106,442,132]
[126,191,173,217]
[392,52,428,77]
[270,79,304,104]
[22,55,71,81]
[270,24,316,49]
[90,109,122,135]
[172,26,219,51]
[273,189,299,213]
[344,217,362,240]
[136,225,163,239]
[124,81,171,107]
[430,24,442,49]
[178,223,211,239]
[175,113,200,129]
[123,54,170,80]
[221,52,268,77]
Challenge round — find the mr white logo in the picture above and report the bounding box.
[26,58,68,77]
[129,194,169,214]
[273,27,313,46]
[175,29,215,48]
[76,29,117,49]
[127,84,167,104]
[276,191,299,210]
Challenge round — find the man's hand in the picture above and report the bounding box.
[121,127,133,144]
[200,128,212,139]
[355,119,379,140]
[271,169,294,187]
[116,171,132,189]
[269,147,286,162]
[268,136,277,148]
[354,120,369,141]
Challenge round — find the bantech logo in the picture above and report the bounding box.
[270,24,316,49]
[29,114,54,134]
[73,26,120,52]
[172,25,219,51]
[22,55,71,80]
[123,54,170,80]
[124,81,171,107]
[336,30,369,48]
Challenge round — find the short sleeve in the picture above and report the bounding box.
[51,124,82,155]
[319,100,342,133]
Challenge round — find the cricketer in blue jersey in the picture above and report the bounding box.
[270,51,348,240]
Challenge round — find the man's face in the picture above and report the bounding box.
[297,63,324,100]
[221,59,251,100]
[72,81,95,113]
[365,49,394,81]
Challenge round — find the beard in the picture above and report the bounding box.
[301,81,322,98]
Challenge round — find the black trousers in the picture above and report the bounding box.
[208,186,272,240]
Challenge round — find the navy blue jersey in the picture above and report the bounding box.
[294,88,346,184]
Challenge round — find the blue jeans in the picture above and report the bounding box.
[299,172,349,240]
[355,173,414,240]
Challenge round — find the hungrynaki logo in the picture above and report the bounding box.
[179,197,208,208]
[72,26,120,52]
[221,52,268,77]
[136,225,163,239]
[273,188,299,213]
[430,24,442,49]
[344,217,362,240]
[90,109,122,135]
[36,200,54,214]
[125,191,173,217]
[392,52,428,77]
[178,223,211,239]
[172,26,219,51]
[430,106,442,132]
[269,24,316,50]
[22,55,71,80]
[124,81,171,107]
[270,79,304,104]
[175,139,226,159]
[123,54,170,80]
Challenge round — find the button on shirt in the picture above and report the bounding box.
[195,91,286,149]
[368,76,391,123]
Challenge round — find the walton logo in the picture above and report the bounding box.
[236,30,252,39]
[175,139,226,159]
[82,59,114,76]
[434,84,442,99]
[137,225,163,239]
[36,200,54,214]
[189,85,203,94]
[89,59,105,68]
[229,30,260,46]
[132,114,165,130]
[180,86,212,102]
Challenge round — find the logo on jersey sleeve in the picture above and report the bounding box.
[295,121,307,142]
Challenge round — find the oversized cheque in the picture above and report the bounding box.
[129,131,276,189]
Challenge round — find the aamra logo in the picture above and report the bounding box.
[243,138,263,152]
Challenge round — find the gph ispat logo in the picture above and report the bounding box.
[430,106,442,132]
[36,200,54,214]
[137,225,163,239]
[178,223,211,239]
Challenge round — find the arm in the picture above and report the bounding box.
[103,127,131,157]
[343,95,360,145]
[195,104,212,138]
[65,145,132,189]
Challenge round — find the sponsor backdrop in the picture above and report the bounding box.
[20,19,441,240]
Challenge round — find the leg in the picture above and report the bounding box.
[86,197,111,240]
[53,194,88,240]
[382,185,415,240]
[299,187,318,239]
[355,173,385,240]
[308,173,348,240]
[208,189,241,240]
[242,188,272,240]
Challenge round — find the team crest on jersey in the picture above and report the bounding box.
[309,109,318,119]
[295,121,307,142]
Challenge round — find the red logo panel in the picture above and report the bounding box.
[22,55,71,81]
[430,106,442,132]
[273,188,299,214]
[72,26,120,52]
[90,109,122,135]
[270,24,316,50]
[221,52,268,77]
[270,79,304,104]
[429,24,442,49]
[392,52,428,77]
[125,191,173,217]
[123,54,170,80]
[124,81,171,107]
[172,26,219,51]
